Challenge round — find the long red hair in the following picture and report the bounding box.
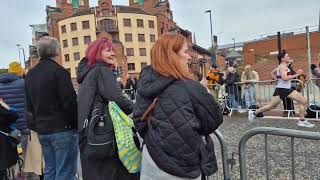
[86,38,114,66]
[151,33,193,80]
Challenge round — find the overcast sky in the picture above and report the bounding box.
[0,0,319,68]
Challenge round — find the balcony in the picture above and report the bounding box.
[97,19,118,33]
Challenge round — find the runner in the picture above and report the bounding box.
[248,50,315,128]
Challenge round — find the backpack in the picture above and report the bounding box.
[81,96,117,160]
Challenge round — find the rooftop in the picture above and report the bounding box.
[116,5,153,15]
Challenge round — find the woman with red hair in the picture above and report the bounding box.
[133,33,223,180]
[77,38,138,180]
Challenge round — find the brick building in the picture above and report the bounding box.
[29,0,212,85]
[129,0,212,77]
[243,31,320,80]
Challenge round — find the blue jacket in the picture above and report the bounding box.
[0,73,28,134]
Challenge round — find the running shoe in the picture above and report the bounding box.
[248,110,256,123]
[297,120,315,128]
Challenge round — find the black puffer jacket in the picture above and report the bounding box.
[77,59,133,132]
[133,66,223,178]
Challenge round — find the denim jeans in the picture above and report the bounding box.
[38,130,78,180]
[244,86,256,108]
[229,94,240,108]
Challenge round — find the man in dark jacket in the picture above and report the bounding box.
[25,36,78,180]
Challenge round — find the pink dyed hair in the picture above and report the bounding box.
[86,38,114,66]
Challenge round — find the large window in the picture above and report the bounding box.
[61,25,66,33]
[137,19,144,28]
[72,37,79,46]
[74,52,80,61]
[125,34,133,42]
[63,39,68,48]
[70,23,77,31]
[150,34,156,42]
[127,63,135,71]
[123,19,131,27]
[126,48,134,56]
[84,36,91,45]
[64,54,70,62]
[139,48,147,56]
[82,21,90,29]
[148,20,155,28]
[138,34,145,42]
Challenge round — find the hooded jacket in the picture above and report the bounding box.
[0,73,28,134]
[133,66,223,178]
[77,58,133,132]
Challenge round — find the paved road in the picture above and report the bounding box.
[209,113,320,180]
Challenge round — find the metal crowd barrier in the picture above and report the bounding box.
[238,127,320,180]
[214,79,305,117]
[212,130,232,180]
[305,78,320,119]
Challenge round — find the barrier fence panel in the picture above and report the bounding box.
[211,130,232,180]
[238,127,320,180]
[213,79,306,117]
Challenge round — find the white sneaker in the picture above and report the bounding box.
[297,120,315,128]
[248,110,256,123]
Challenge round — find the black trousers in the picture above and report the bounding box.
[80,151,140,180]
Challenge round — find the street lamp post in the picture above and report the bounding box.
[21,47,26,68]
[232,38,236,51]
[16,44,21,65]
[205,10,215,65]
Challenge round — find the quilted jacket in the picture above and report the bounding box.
[133,66,223,178]
[0,73,28,134]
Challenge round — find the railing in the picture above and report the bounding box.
[238,127,320,180]
[209,79,311,118]
[212,130,232,180]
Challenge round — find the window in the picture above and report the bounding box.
[82,21,90,29]
[112,34,119,41]
[66,68,71,73]
[127,63,135,71]
[64,54,70,62]
[139,48,147,56]
[72,37,79,46]
[137,19,144,28]
[138,34,145,42]
[150,34,156,42]
[141,62,147,69]
[84,36,91,45]
[74,52,80,61]
[123,19,131,27]
[70,23,77,31]
[63,39,68,48]
[125,34,133,42]
[148,20,155,28]
[61,25,66,33]
[126,48,134,56]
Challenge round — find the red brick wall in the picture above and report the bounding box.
[243,31,320,80]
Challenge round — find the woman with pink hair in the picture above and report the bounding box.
[77,38,137,180]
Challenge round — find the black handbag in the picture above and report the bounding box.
[81,96,117,160]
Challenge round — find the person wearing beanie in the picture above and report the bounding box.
[8,62,25,77]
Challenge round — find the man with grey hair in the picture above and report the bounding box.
[25,36,78,180]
